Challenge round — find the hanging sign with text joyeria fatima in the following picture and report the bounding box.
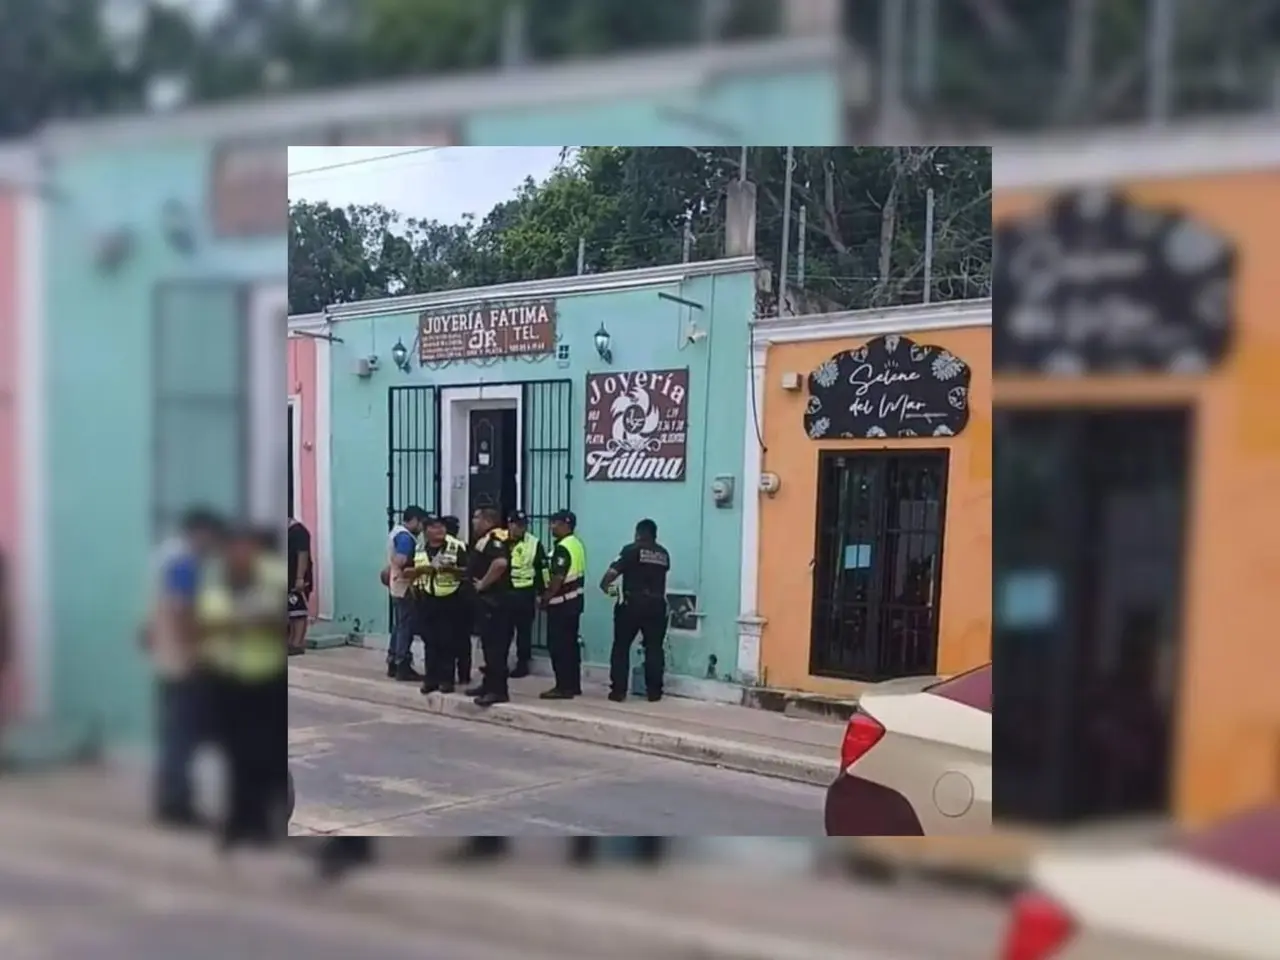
[418,299,556,363]
[584,368,690,481]
[804,334,971,440]
[993,189,1236,374]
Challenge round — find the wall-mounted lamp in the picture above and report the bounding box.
[161,198,196,254]
[594,323,613,364]
[391,337,412,372]
[92,228,136,273]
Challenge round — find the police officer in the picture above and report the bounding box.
[465,506,513,706]
[441,515,472,685]
[539,509,585,699]
[505,510,547,679]
[411,515,469,694]
[196,524,289,847]
[600,518,670,703]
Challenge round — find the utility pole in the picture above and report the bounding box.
[797,206,807,288]
[778,146,795,318]
[1146,0,1175,123]
[682,214,693,263]
[577,237,585,274]
[922,188,934,304]
[912,0,937,104]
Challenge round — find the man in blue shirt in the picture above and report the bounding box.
[144,508,225,827]
[386,506,429,681]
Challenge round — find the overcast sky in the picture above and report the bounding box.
[287,147,566,226]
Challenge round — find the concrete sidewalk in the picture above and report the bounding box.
[288,648,843,787]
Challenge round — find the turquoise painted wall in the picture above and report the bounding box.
[466,69,840,144]
[328,271,756,680]
[44,141,280,745]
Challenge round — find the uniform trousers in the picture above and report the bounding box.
[508,588,537,668]
[209,670,289,846]
[545,602,583,695]
[610,601,667,698]
[475,599,512,698]
[415,591,467,686]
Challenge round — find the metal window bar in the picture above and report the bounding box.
[151,282,249,539]
[810,450,948,682]
[522,379,574,651]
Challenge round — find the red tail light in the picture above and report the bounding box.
[839,711,886,771]
[1000,891,1075,960]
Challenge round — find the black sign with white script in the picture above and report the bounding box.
[804,335,971,440]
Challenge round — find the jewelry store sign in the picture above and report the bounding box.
[417,299,557,362]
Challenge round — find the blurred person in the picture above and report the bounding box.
[442,515,474,685]
[411,514,469,695]
[314,835,376,882]
[464,507,512,706]
[538,509,586,699]
[601,519,670,703]
[385,506,429,681]
[287,516,313,656]
[196,524,289,848]
[143,507,226,827]
[505,510,547,679]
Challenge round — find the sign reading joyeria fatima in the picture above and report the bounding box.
[804,334,971,439]
[584,368,689,481]
[418,299,556,362]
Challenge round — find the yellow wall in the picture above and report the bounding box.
[756,325,993,698]
[995,174,1280,824]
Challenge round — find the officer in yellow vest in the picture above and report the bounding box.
[538,509,586,699]
[196,525,289,847]
[410,514,469,694]
[505,510,547,679]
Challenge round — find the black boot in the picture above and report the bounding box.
[510,662,530,679]
[395,660,423,682]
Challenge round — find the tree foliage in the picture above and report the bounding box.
[288,146,992,315]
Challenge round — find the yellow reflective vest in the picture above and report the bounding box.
[547,534,586,606]
[413,535,467,597]
[510,532,544,590]
[197,555,287,681]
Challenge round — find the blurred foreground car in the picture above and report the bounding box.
[824,664,991,836]
[1000,804,1280,960]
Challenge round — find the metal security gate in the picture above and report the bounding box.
[809,450,949,682]
[521,379,574,650]
[386,386,440,526]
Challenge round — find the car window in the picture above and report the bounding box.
[1174,804,1280,886]
[926,663,992,712]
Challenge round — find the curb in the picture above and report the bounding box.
[289,666,834,788]
[840,847,1026,900]
[0,808,887,960]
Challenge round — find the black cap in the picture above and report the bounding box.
[550,509,576,527]
[424,513,444,527]
[507,509,529,525]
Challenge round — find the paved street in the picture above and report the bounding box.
[290,687,827,835]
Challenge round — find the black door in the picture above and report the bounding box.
[994,408,1189,826]
[810,450,949,682]
[468,408,518,522]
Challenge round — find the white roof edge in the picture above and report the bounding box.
[994,119,1280,190]
[288,312,327,333]
[325,256,761,323]
[0,144,37,185]
[753,298,991,344]
[39,37,845,150]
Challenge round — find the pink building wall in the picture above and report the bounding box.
[288,336,320,615]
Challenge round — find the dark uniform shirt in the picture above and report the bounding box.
[467,530,512,607]
[612,541,670,607]
[547,543,582,613]
[287,520,313,592]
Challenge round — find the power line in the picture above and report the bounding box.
[288,147,442,178]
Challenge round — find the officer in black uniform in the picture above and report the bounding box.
[600,518,670,703]
[505,510,547,679]
[442,515,472,685]
[464,506,513,706]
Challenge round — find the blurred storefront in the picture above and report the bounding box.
[747,301,993,698]
[27,34,845,750]
[993,122,1280,825]
[317,259,758,686]
[0,145,42,722]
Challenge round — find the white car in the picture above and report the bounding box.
[999,804,1280,959]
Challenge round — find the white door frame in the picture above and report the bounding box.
[248,282,287,527]
[438,385,522,522]
[286,394,302,521]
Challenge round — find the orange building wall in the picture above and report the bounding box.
[995,174,1280,824]
[756,325,992,698]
